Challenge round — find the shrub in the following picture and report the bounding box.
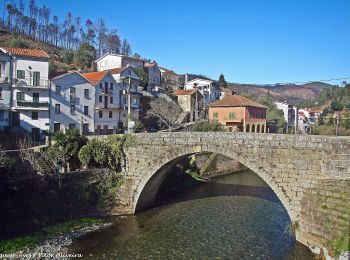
[9,37,29,48]
[190,121,224,132]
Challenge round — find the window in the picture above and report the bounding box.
[33,71,40,86]
[70,105,75,115]
[0,111,4,122]
[55,86,61,95]
[110,96,113,104]
[99,111,103,118]
[100,83,103,89]
[132,98,137,105]
[17,70,25,79]
[16,92,25,101]
[99,95,102,102]
[33,93,39,102]
[0,87,2,99]
[105,82,108,90]
[84,89,89,99]
[32,112,38,120]
[123,97,127,105]
[229,112,236,119]
[84,106,89,116]
[213,112,218,118]
[68,124,76,129]
[55,104,60,114]
[70,87,76,98]
[109,111,112,118]
[128,69,131,75]
[110,83,113,90]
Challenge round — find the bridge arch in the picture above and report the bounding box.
[132,146,295,221]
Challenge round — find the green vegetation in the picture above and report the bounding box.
[74,43,97,71]
[134,67,148,89]
[0,217,104,253]
[132,119,144,133]
[190,120,224,132]
[78,134,135,171]
[47,129,88,172]
[219,73,228,88]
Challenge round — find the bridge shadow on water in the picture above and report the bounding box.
[151,169,281,211]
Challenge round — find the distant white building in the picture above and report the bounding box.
[274,101,298,132]
[107,66,143,127]
[185,77,220,106]
[82,71,121,134]
[95,54,144,71]
[0,51,11,131]
[50,71,96,134]
[1,47,50,142]
[144,62,162,92]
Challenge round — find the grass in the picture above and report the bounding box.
[0,217,105,254]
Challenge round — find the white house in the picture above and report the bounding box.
[0,50,12,131]
[82,71,121,134]
[107,66,142,126]
[95,54,144,71]
[185,78,220,106]
[274,101,298,132]
[144,62,162,92]
[50,71,96,134]
[1,47,50,142]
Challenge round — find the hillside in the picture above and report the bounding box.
[229,82,335,105]
[0,31,72,73]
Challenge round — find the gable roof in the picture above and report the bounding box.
[145,62,157,68]
[186,78,213,84]
[50,71,94,85]
[81,71,110,85]
[105,67,128,74]
[0,47,50,59]
[209,95,267,109]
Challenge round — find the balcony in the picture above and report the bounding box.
[95,103,119,110]
[14,100,49,110]
[122,89,143,97]
[0,76,9,84]
[70,97,80,104]
[101,89,113,95]
[14,78,49,89]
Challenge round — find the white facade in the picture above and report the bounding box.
[109,67,142,126]
[10,55,50,140]
[50,72,96,134]
[145,63,161,92]
[0,52,11,131]
[95,54,144,71]
[274,101,298,130]
[90,72,122,134]
[185,78,219,105]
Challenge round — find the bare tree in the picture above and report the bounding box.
[95,17,107,57]
[147,98,182,130]
[103,29,120,54]
[121,38,132,56]
[17,137,41,173]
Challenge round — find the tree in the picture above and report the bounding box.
[95,18,107,58]
[133,53,141,59]
[147,98,182,130]
[330,101,343,111]
[219,73,227,88]
[74,43,96,71]
[189,121,224,132]
[266,107,287,133]
[121,39,132,56]
[102,29,120,54]
[132,119,144,133]
[47,129,87,172]
[134,67,148,89]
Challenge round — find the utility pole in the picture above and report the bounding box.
[335,114,339,137]
[128,77,131,116]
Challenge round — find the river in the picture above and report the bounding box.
[69,170,314,259]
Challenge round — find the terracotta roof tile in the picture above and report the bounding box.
[209,95,267,108]
[81,71,109,85]
[145,62,156,68]
[1,47,50,59]
[174,89,198,96]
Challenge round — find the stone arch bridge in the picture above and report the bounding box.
[102,132,349,255]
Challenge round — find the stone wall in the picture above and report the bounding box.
[103,132,350,257]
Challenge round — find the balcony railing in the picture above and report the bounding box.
[14,78,49,88]
[70,97,80,104]
[95,103,119,109]
[0,76,8,84]
[16,100,49,108]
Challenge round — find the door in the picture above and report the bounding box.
[103,125,108,135]
[33,93,39,103]
[96,125,101,135]
[104,96,108,108]
[31,128,40,144]
[54,123,61,133]
[12,112,20,126]
[82,124,89,134]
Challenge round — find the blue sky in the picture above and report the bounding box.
[34,0,350,84]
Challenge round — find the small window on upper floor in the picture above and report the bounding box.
[17,70,25,79]
[213,112,218,118]
[99,111,103,118]
[55,86,61,96]
[0,87,2,99]
[99,95,102,103]
[100,83,103,89]
[70,105,75,115]
[110,83,113,90]
[229,112,236,119]
[110,96,113,104]
[109,111,112,118]
[128,70,131,75]
[84,89,89,99]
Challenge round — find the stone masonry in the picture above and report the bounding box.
[104,132,350,256]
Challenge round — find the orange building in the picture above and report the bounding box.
[208,95,267,132]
